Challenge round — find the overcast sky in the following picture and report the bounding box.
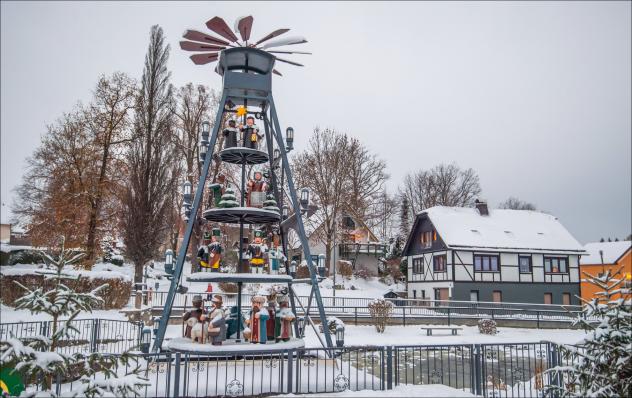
[1,1,630,243]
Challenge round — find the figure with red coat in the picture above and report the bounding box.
[247,171,268,208]
[245,295,269,344]
[275,295,295,342]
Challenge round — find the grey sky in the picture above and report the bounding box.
[1,1,630,243]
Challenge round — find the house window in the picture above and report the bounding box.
[474,254,500,272]
[518,256,532,273]
[412,258,423,274]
[544,257,568,274]
[413,290,417,299]
[470,290,479,302]
[493,291,502,303]
[433,255,447,272]
[420,231,433,248]
[562,293,571,306]
[544,293,552,304]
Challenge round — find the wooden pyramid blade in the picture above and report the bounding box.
[190,53,219,65]
[206,16,239,43]
[254,28,290,46]
[275,57,304,67]
[235,15,254,42]
[269,50,312,55]
[261,36,307,50]
[272,69,283,76]
[183,30,229,46]
[180,41,224,52]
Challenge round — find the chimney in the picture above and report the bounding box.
[475,199,489,216]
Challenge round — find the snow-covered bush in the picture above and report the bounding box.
[0,240,149,396]
[545,267,631,397]
[368,298,394,333]
[354,268,371,280]
[319,317,345,334]
[218,281,238,293]
[295,264,310,279]
[477,318,497,335]
[9,250,42,265]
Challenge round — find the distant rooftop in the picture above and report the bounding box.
[581,241,631,265]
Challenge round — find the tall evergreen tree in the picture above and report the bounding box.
[122,25,178,284]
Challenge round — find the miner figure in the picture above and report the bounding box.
[183,295,207,342]
[240,116,263,150]
[222,119,239,149]
[248,230,266,274]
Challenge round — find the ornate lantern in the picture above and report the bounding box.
[164,249,174,275]
[282,204,289,220]
[201,120,210,142]
[335,326,345,348]
[286,127,294,151]
[290,260,297,278]
[140,327,152,353]
[183,181,193,205]
[273,148,281,161]
[318,254,326,277]
[300,188,310,210]
[297,316,306,338]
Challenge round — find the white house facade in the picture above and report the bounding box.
[402,202,585,306]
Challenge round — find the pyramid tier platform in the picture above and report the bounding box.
[203,207,281,224]
[164,337,305,355]
[218,147,269,165]
[187,272,293,284]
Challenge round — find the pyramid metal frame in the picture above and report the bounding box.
[152,48,333,352]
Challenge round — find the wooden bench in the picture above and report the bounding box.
[421,327,462,336]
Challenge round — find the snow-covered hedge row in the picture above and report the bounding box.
[0,272,132,310]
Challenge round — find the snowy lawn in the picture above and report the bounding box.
[303,324,588,347]
[274,384,475,397]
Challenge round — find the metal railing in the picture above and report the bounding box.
[40,342,573,397]
[0,319,141,354]
[145,291,584,327]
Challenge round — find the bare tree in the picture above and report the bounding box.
[399,163,482,226]
[122,25,178,284]
[292,128,350,271]
[83,73,136,264]
[498,197,537,211]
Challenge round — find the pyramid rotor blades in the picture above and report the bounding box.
[190,53,219,65]
[275,57,304,67]
[235,15,254,42]
[269,50,312,55]
[180,41,225,52]
[206,16,239,43]
[261,36,307,50]
[254,28,290,46]
[183,30,229,46]
[272,69,283,76]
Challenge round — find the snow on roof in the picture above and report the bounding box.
[423,206,584,253]
[580,241,632,265]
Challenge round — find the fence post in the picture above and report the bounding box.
[472,344,483,396]
[355,308,358,325]
[287,349,294,394]
[90,319,100,353]
[386,346,393,390]
[447,307,451,326]
[491,309,495,320]
[549,342,561,392]
[537,311,541,329]
[402,307,406,326]
[173,352,181,398]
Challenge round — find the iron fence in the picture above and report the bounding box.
[0,319,141,354]
[34,342,574,397]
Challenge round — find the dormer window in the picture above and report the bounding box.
[420,231,433,248]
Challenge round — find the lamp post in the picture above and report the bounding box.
[199,121,210,163]
[282,204,289,220]
[164,249,174,275]
[286,127,294,152]
[335,326,345,348]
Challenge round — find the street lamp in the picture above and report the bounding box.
[273,148,281,161]
[164,249,174,275]
[300,188,310,210]
[282,204,289,220]
[290,260,297,278]
[199,140,208,163]
[285,127,294,151]
[318,254,326,277]
[201,121,210,142]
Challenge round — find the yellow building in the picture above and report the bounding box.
[580,241,631,302]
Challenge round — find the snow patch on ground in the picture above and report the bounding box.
[1,262,133,281]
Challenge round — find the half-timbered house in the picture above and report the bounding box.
[402,201,584,305]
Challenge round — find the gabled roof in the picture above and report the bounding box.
[580,241,632,265]
[404,206,584,254]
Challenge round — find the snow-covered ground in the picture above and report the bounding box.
[274,384,474,397]
[0,261,134,281]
